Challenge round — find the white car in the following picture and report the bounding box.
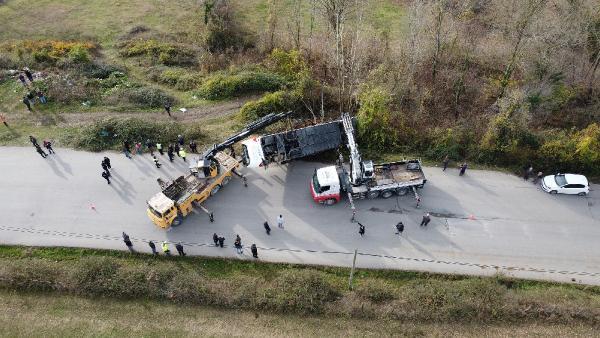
[541,173,589,196]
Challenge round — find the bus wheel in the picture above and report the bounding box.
[221,176,231,186]
[324,198,337,205]
[381,190,393,199]
[210,184,221,196]
[367,191,379,199]
[396,188,408,196]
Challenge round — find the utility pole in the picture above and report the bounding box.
[348,249,358,290]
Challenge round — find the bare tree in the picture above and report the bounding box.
[266,0,278,51]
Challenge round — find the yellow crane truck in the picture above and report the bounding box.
[146,111,292,229]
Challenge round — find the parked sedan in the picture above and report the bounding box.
[541,173,589,196]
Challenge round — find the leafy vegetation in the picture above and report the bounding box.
[196,70,286,100]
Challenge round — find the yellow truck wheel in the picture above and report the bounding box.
[210,184,221,196]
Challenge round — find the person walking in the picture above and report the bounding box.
[35,146,47,158]
[134,142,142,155]
[277,214,284,229]
[459,162,468,176]
[148,240,158,256]
[179,149,187,162]
[122,232,134,252]
[523,165,533,181]
[37,91,47,104]
[442,155,450,171]
[162,241,171,256]
[43,139,55,155]
[23,68,33,82]
[102,171,111,184]
[177,134,184,147]
[234,236,243,254]
[213,233,219,246]
[22,97,32,111]
[218,236,225,248]
[189,140,197,153]
[420,213,431,227]
[18,74,27,87]
[251,244,258,259]
[175,242,186,256]
[29,135,39,148]
[164,103,171,117]
[415,195,421,208]
[153,155,162,168]
[167,145,174,162]
[123,144,132,159]
[533,171,543,184]
[101,162,111,178]
[358,222,365,236]
[0,113,8,127]
[146,139,155,156]
[395,221,404,237]
[103,157,111,170]
[174,143,180,157]
[263,221,271,235]
[156,143,163,155]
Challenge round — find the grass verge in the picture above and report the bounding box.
[0,245,599,326]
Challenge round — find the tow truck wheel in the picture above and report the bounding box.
[210,184,221,196]
[396,188,408,196]
[221,176,231,186]
[381,190,393,198]
[367,191,379,199]
[172,214,183,226]
[324,198,337,205]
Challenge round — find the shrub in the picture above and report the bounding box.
[238,90,300,122]
[196,70,286,100]
[356,87,398,149]
[43,74,99,104]
[425,127,477,161]
[120,39,197,66]
[355,279,397,303]
[5,40,96,66]
[81,62,124,79]
[157,69,201,91]
[268,269,340,314]
[268,49,309,82]
[0,260,62,291]
[71,257,120,296]
[75,117,203,151]
[125,87,174,107]
[204,0,255,52]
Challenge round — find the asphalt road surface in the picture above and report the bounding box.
[1,146,599,285]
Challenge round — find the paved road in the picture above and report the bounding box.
[1,146,599,285]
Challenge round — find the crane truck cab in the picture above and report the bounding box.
[310,166,341,205]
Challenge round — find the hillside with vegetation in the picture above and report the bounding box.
[0,0,598,176]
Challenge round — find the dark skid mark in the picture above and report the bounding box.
[387,209,403,214]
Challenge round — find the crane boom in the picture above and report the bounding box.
[201,111,293,160]
[341,112,365,185]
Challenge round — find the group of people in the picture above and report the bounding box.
[121,135,198,165]
[122,232,186,256]
[357,212,431,239]
[17,68,47,111]
[442,155,468,176]
[29,135,54,158]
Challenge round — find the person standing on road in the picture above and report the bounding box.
[179,149,187,162]
[148,240,158,255]
[420,213,431,227]
[102,171,111,184]
[153,155,162,168]
[218,236,225,248]
[123,141,132,159]
[442,155,450,171]
[35,146,47,158]
[101,161,111,177]
[134,142,142,155]
[533,171,543,185]
[177,134,184,147]
[162,241,171,255]
[263,221,271,235]
[146,139,155,156]
[122,232,134,252]
[459,162,468,176]
[395,222,404,237]
[103,157,111,170]
[415,195,421,208]
[523,165,533,181]
[213,233,219,246]
[234,235,243,254]
[174,143,181,157]
[29,135,39,148]
[251,244,258,258]
[175,242,186,256]
[167,144,174,162]
[358,222,365,236]
[156,143,163,155]
[277,214,284,229]
[42,140,53,155]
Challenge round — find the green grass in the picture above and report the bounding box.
[1,245,599,326]
[2,290,598,337]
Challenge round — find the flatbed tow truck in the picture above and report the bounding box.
[146,111,293,229]
[311,113,426,207]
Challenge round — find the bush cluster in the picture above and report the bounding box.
[196,70,286,100]
[1,40,96,66]
[0,250,598,323]
[238,90,300,122]
[152,68,201,91]
[75,117,202,151]
[120,39,197,66]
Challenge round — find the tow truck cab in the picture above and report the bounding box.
[310,166,341,205]
[146,193,179,229]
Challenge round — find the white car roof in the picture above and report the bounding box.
[564,174,588,185]
[241,137,265,168]
[316,166,339,186]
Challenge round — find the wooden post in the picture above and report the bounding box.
[348,249,358,290]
